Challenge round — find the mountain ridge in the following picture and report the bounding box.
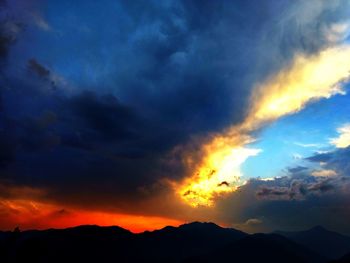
[276,225,350,259]
[1,222,350,263]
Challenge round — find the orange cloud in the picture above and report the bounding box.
[0,196,182,233]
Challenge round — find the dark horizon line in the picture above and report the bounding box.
[0,221,344,236]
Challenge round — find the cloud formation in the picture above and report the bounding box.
[330,124,350,148]
[215,170,350,233]
[1,0,350,233]
[177,42,350,207]
[311,169,337,177]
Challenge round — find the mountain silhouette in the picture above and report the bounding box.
[276,226,350,260]
[0,222,349,263]
[136,222,247,262]
[330,252,350,263]
[185,233,324,263]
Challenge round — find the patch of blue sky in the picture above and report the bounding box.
[242,83,350,180]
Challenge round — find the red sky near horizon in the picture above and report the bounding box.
[0,197,183,233]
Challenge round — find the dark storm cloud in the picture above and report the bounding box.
[1,0,350,219]
[106,0,265,132]
[68,91,140,141]
[0,0,265,188]
[0,19,22,61]
[287,166,308,174]
[0,133,15,167]
[256,177,337,200]
[306,147,350,176]
[0,4,22,61]
[27,59,50,78]
[305,152,333,163]
[256,186,291,199]
[0,2,23,167]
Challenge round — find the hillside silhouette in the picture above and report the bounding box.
[276,225,350,260]
[1,222,350,263]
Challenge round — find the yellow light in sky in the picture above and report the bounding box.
[246,46,350,129]
[178,144,261,207]
[177,44,350,207]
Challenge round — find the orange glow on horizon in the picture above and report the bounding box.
[0,198,183,233]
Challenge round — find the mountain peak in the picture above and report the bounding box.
[179,221,221,229]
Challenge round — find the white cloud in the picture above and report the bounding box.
[330,124,350,148]
[244,218,262,226]
[294,142,322,148]
[31,12,51,31]
[323,21,350,43]
[311,169,337,177]
[292,153,303,160]
[259,177,278,181]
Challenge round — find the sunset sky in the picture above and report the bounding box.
[1,0,350,234]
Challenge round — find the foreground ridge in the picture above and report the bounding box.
[1,222,350,263]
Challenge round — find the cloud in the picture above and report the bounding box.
[246,45,350,127]
[212,143,350,234]
[0,182,46,200]
[26,59,69,91]
[256,185,293,200]
[323,21,350,43]
[256,173,345,201]
[215,172,350,234]
[294,142,322,148]
[176,147,261,207]
[305,152,333,163]
[0,15,22,61]
[330,123,350,148]
[68,91,141,141]
[313,147,350,178]
[177,42,350,207]
[1,0,350,230]
[244,218,263,226]
[30,12,51,31]
[0,133,15,167]
[0,185,182,232]
[0,0,269,212]
[311,169,337,177]
[174,0,350,207]
[27,59,50,78]
[288,166,308,173]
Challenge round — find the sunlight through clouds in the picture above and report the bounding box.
[177,44,350,207]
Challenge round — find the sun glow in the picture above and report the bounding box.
[177,45,350,207]
[178,143,261,207]
[0,197,182,232]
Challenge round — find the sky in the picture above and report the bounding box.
[1,0,350,234]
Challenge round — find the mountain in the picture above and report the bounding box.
[136,222,248,262]
[330,252,350,263]
[0,222,332,263]
[0,225,135,263]
[186,233,325,263]
[276,226,350,260]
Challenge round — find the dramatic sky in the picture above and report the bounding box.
[1,0,350,234]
